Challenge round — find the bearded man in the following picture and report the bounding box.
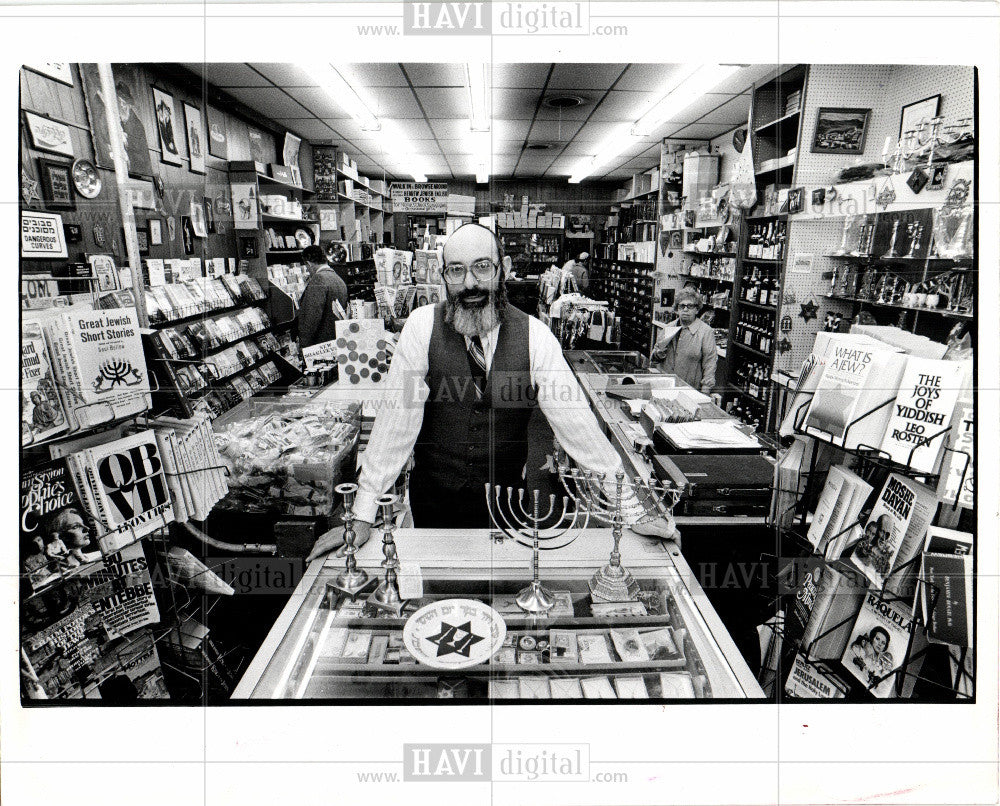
[309,223,675,557]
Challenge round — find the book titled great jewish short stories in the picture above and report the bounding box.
[79,430,175,553]
[43,306,150,429]
[841,591,914,698]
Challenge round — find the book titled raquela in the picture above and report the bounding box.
[841,591,914,698]
[74,430,175,553]
[43,306,150,430]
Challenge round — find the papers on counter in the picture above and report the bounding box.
[655,420,762,450]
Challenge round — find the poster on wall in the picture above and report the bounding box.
[206,106,228,160]
[183,102,206,174]
[79,64,114,170]
[112,65,154,177]
[313,145,338,200]
[23,111,74,158]
[231,183,259,230]
[390,182,449,213]
[247,127,266,165]
[21,211,68,258]
[282,132,301,170]
[25,63,74,86]
[151,87,182,166]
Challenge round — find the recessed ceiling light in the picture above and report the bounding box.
[543,94,587,110]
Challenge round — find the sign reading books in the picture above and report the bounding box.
[21,211,68,258]
[390,182,449,213]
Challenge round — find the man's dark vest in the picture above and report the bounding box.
[412,303,538,493]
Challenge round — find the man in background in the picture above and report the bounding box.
[297,245,349,348]
[563,251,590,292]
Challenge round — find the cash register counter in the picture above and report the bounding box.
[563,351,769,526]
[233,529,764,699]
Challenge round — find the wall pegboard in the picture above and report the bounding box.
[779,64,976,371]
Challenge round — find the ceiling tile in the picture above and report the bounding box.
[428,119,468,139]
[547,63,628,90]
[183,63,271,87]
[665,122,733,140]
[575,120,630,142]
[365,86,423,118]
[272,119,338,141]
[414,86,468,118]
[284,87,352,119]
[403,63,467,87]
[491,119,531,140]
[615,64,687,91]
[344,64,409,87]
[526,118,583,141]
[533,96,596,122]
[710,65,775,95]
[492,88,541,120]
[251,63,316,88]
[224,87,311,118]
[698,93,751,126]
[492,63,551,89]
[588,90,658,122]
[430,138,474,156]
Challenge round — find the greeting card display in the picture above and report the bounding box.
[334,320,390,385]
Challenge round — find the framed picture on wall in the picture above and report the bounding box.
[152,87,183,166]
[37,159,75,209]
[135,225,149,255]
[24,63,74,86]
[899,94,941,138]
[78,63,114,170]
[183,102,206,174]
[247,127,266,165]
[204,198,216,233]
[112,65,154,177]
[149,218,163,245]
[811,107,871,154]
[206,106,228,160]
[24,111,75,158]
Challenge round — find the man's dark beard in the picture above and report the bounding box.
[444,277,509,336]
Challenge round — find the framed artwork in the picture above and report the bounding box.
[24,63,74,86]
[151,87,182,166]
[181,216,196,255]
[811,107,871,154]
[189,199,208,238]
[282,132,302,169]
[149,218,163,245]
[238,236,259,259]
[247,127,266,164]
[183,102,206,174]
[135,225,149,255]
[24,111,74,157]
[112,65,154,177]
[204,198,216,233]
[900,94,941,138]
[206,106,228,160]
[231,182,259,229]
[78,64,114,170]
[37,159,75,209]
[787,187,805,215]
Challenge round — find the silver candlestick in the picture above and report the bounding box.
[906,223,925,259]
[559,467,682,603]
[368,494,406,615]
[484,485,589,614]
[882,219,901,259]
[330,483,376,599]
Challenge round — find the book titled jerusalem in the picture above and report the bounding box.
[43,306,150,430]
[21,317,67,445]
[79,430,175,553]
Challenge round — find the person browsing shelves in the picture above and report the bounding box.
[308,223,675,559]
[650,287,718,394]
[297,244,349,349]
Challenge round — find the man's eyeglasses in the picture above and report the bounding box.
[443,258,500,283]
[676,302,699,310]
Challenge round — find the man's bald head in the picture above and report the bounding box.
[441,223,502,266]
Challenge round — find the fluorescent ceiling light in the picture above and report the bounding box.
[465,62,491,183]
[303,63,429,182]
[568,64,741,183]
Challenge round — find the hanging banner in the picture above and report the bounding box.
[390,182,449,213]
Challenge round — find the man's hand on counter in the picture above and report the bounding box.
[306,520,373,563]
[629,515,681,543]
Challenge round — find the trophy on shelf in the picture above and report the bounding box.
[559,467,682,603]
[484,485,589,613]
[329,483,378,600]
[368,494,407,615]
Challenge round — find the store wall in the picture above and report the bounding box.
[20,64,317,276]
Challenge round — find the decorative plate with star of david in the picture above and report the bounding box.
[403,599,506,669]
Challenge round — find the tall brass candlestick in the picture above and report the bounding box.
[330,483,374,599]
[369,494,405,614]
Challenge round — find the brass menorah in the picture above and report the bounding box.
[484,485,589,613]
[559,467,682,603]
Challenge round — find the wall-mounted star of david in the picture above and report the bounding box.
[799,301,818,322]
[425,620,484,658]
[777,337,793,354]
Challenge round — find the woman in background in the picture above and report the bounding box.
[650,287,718,394]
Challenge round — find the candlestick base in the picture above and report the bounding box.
[589,564,641,603]
[331,569,376,600]
[368,581,407,616]
[515,581,556,614]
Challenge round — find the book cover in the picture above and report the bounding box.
[21,318,68,446]
[920,552,972,647]
[923,526,973,555]
[20,459,102,591]
[880,358,965,472]
[806,467,848,551]
[804,337,903,446]
[841,591,914,698]
[783,556,829,650]
[44,306,150,430]
[784,653,849,698]
[803,563,866,660]
[849,473,936,590]
[80,430,175,552]
[937,401,974,508]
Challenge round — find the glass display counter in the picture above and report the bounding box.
[234,529,764,700]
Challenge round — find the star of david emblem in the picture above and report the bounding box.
[876,179,896,210]
[798,300,818,323]
[777,337,793,355]
[21,169,40,206]
[425,620,485,658]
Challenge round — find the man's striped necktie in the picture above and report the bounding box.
[467,335,487,398]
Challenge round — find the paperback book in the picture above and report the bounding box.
[21,317,68,445]
[937,401,974,508]
[841,591,914,698]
